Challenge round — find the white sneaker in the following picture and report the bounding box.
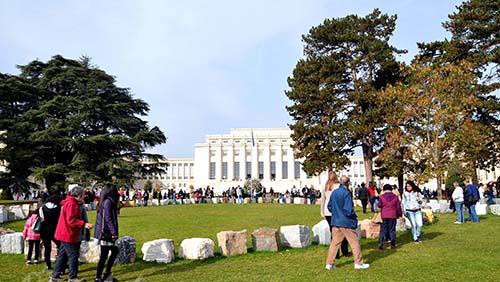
[325,264,335,270]
[454,221,462,224]
[354,263,370,270]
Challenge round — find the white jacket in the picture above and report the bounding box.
[452,187,464,202]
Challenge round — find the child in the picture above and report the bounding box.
[23,209,41,264]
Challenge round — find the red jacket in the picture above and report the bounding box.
[54,195,85,243]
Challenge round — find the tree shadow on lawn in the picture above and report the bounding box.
[112,255,224,282]
[335,231,443,267]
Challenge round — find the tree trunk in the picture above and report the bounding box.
[397,174,404,192]
[436,175,442,200]
[471,160,479,185]
[362,142,374,185]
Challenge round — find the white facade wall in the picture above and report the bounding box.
[143,158,195,190]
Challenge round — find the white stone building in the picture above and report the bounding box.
[141,158,195,190]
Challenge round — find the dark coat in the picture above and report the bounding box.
[40,203,61,240]
[94,198,119,241]
[358,187,369,200]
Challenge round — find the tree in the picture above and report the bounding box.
[416,0,500,183]
[286,9,404,181]
[0,55,166,193]
[380,61,480,197]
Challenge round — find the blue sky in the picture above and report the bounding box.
[0,0,462,157]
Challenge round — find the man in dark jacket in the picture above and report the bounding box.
[325,176,369,270]
[357,183,369,214]
[50,185,94,282]
[464,180,480,223]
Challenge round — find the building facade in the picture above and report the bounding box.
[142,158,195,190]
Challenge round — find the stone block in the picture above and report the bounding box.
[8,205,26,221]
[79,239,101,263]
[116,236,136,264]
[293,197,304,204]
[396,218,408,232]
[179,238,214,260]
[439,203,452,213]
[257,197,264,204]
[490,204,500,216]
[252,227,279,252]
[279,225,311,248]
[312,220,331,245]
[476,203,488,216]
[212,198,219,204]
[0,232,24,254]
[160,199,169,206]
[359,219,380,239]
[22,204,31,216]
[151,200,159,206]
[0,206,7,223]
[217,230,247,256]
[142,239,175,263]
[190,199,197,204]
[244,198,251,204]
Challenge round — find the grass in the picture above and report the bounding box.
[1,203,500,281]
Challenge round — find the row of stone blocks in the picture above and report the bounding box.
[0,204,35,223]
[141,225,312,263]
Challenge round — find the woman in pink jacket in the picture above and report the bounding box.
[23,209,41,264]
[377,184,403,250]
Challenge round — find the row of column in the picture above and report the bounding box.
[212,143,301,181]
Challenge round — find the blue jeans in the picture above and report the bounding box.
[467,203,479,222]
[405,210,423,241]
[52,242,80,279]
[455,201,464,223]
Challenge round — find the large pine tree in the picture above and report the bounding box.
[286,9,403,181]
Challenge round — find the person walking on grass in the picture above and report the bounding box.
[357,183,369,214]
[23,209,41,265]
[50,185,94,282]
[402,181,423,244]
[40,193,61,270]
[320,170,349,258]
[325,176,369,271]
[377,184,402,250]
[94,184,120,282]
[367,182,378,213]
[451,182,465,224]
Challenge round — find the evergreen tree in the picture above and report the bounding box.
[286,9,404,180]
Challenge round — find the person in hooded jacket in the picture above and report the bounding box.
[377,184,402,249]
[94,184,120,282]
[40,193,61,270]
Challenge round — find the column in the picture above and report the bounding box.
[276,145,283,181]
[287,147,295,180]
[263,144,271,180]
[215,145,222,181]
[227,145,234,181]
[251,144,259,179]
[239,144,246,180]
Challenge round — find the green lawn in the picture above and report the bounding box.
[1,203,499,281]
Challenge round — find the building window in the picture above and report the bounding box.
[209,162,216,180]
[246,161,251,179]
[234,162,240,180]
[222,162,228,179]
[270,161,276,180]
[282,161,288,179]
[294,161,301,179]
[258,161,264,180]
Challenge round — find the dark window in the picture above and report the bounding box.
[282,161,288,179]
[209,162,216,180]
[222,162,228,179]
[246,161,252,179]
[234,162,240,180]
[294,161,301,179]
[270,161,276,180]
[258,161,264,180]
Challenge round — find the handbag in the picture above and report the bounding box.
[31,216,42,233]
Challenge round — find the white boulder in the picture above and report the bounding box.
[141,239,175,264]
[179,238,214,260]
[476,203,488,216]
[490,204,500,216]
[312,220,331,245]
[79,239,101,263]
[0,232,24,254]
[280,225,311,248]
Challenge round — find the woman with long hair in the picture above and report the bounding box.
[320,170,349,258]
[402,181,423,243]
[94,184,120,282]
